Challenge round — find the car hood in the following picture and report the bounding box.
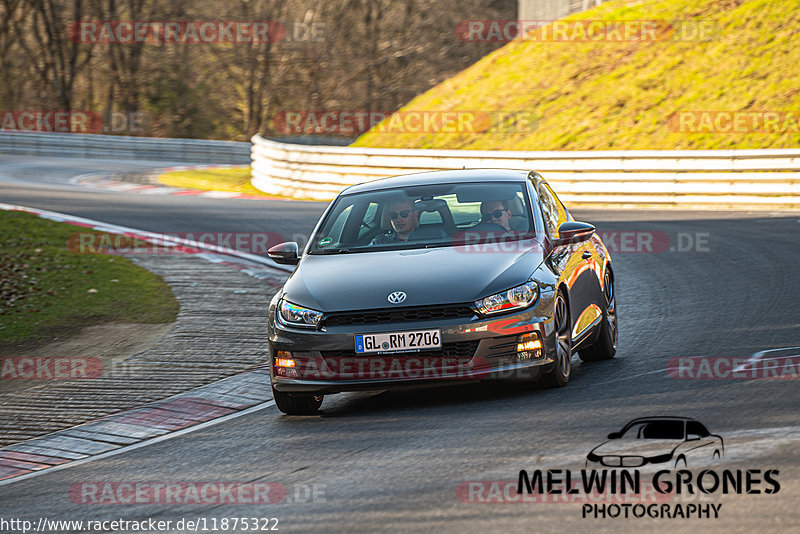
[590,439,683,458]
[282,240,544,312]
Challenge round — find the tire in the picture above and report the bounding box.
[541,291,572,388]
[272,387,323,415]
[579,270,617,362]
[675,456,687,468]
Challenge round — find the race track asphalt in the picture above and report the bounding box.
[1,155,799,533]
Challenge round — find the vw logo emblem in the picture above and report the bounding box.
[387,291,407,304]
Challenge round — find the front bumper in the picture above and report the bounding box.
[268,305,557,395]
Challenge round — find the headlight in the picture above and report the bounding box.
[647,452,674,465]
[278,299,323,328]
[475,281,539,315]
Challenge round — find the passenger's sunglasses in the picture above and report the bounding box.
[481,209,506,220]
[389,210,413,220]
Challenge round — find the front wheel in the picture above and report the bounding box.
[541,291,571,388]
[273,387,323,415]
[579,270,617,362]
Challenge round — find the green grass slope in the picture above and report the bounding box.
[355,0,800,150]
[0,210,178,347]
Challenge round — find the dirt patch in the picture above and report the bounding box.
[0,322,173,394]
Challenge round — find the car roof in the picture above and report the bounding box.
[340,168,532,195]
[624,416,700,425]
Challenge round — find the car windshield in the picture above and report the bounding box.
[308,181,536,254]
[621,420,686,440]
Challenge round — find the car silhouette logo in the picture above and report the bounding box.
[388,291,407,304]
[586,416,724,469]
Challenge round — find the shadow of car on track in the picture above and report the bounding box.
[286,376,583,418]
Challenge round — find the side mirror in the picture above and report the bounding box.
[607,432,621,439]
[267,242,300,265]
[553,221,595,247]
[687,433,701,441]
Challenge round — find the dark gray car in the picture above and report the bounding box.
[267,169,617,414]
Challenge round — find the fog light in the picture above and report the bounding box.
[516,332,542,360]
[275,351,295,368]
[274,351,299,378]
[274,366,299,378]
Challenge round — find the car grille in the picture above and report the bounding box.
[321,304,475,327]
[601,456,645,468]
[320,340,479,360]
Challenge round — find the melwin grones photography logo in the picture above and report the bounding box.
[512,416,780,520]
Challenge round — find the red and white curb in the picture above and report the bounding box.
[70,165,288,201]
[0,202,293,280]
[0,367,275,485]
[0,203,296,484]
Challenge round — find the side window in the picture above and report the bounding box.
[437,193,477,226]
[538,182,571,238]
[686,421,710,438]
[537,183,562,237]
[419,211,443,224]
[641,420,685,440]
[325,205,353,244]
[357,202,380,239]
[626,423,647,439]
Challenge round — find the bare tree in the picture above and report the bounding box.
[0,0,515,139]
[21,0,93,110]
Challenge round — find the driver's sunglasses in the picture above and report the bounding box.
[389,210,412,220]
[482,209,506,220]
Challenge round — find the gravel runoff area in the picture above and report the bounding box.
[0,253,289,447]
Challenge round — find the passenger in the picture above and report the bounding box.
[480,199,514,233]
[372,198,420,244]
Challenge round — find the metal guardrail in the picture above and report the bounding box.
[250,135,800,208]
[0,131,251,164]
[4,130,797,208]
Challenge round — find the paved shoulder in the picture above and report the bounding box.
[0,253,287,448]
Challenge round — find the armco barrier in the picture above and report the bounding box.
[250,134,800,208]
[0,131,250,165]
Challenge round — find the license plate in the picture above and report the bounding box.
[355,329,441,354]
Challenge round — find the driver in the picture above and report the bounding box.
[480,199,513,233]
[372,198,419,244]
